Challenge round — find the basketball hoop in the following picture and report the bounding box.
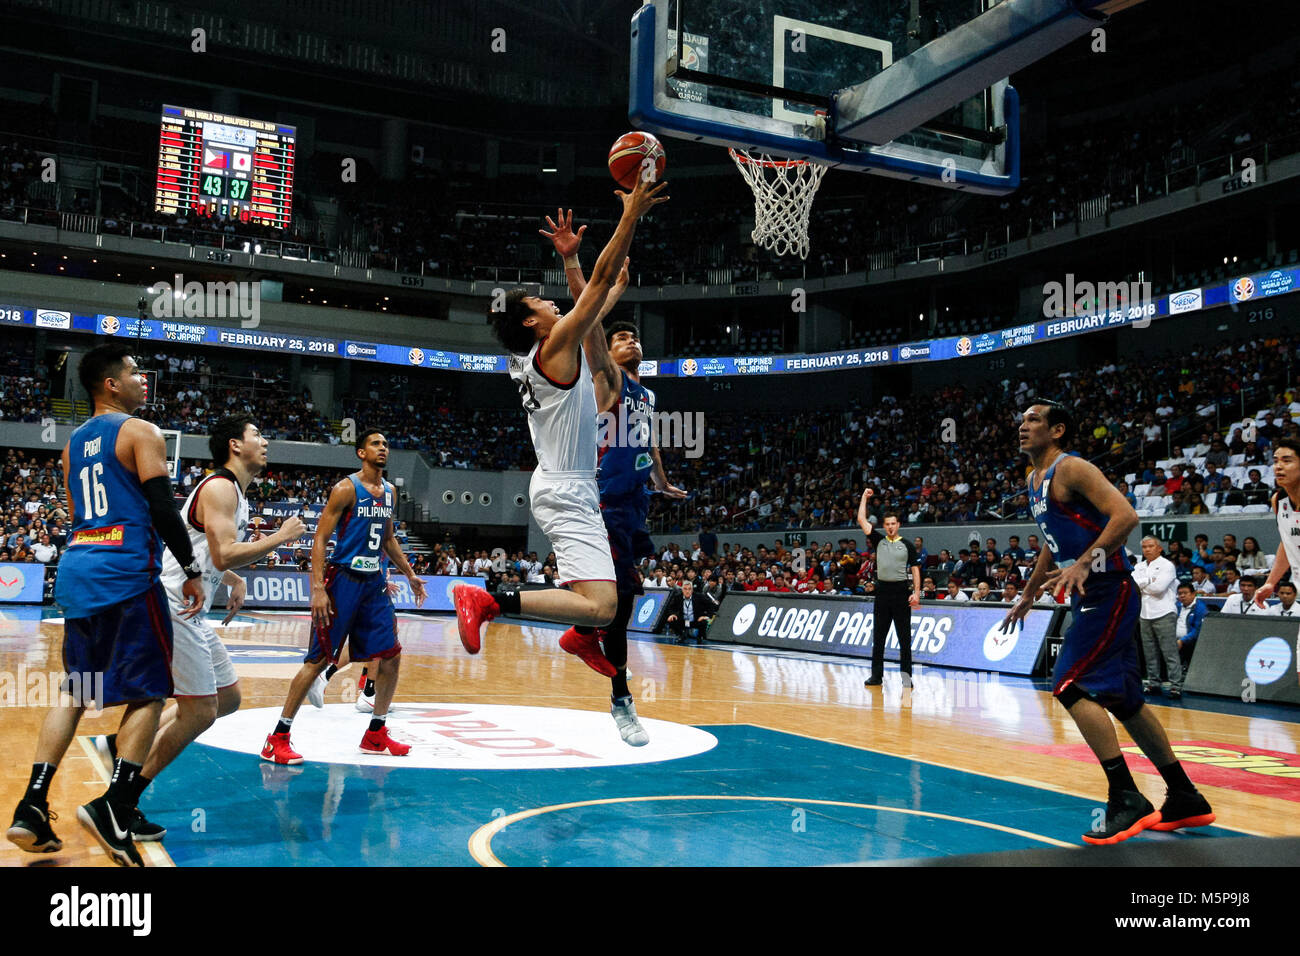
[729,147,827,260]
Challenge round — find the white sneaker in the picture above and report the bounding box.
[355,690,375,714]
[611,695,649,747]
[308,672,328,709]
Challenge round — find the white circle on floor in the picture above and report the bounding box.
[197,703,718,769]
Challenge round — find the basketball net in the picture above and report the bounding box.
[729,148,827,260]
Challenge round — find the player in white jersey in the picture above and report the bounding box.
[453,173,667,652]
[99,416,305,840]
[1252,436,1300,678]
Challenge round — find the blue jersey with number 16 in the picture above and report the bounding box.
[331,474,393,575]
[55,412,162,618]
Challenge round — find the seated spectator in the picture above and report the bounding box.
[1220,565,1242,594]
[31,532,57,564]
[1236,536,1268,577]
[1190,565,1216,595]
[921,576,938,600]
[1263,580,1300,617]
[973,581,995,602]
[935,549,955,572]
[665,580,718,643]
[1240,470,1270,505]
[941,580,969,601]
[999,582,1019,603]
[1221,577,1267,614]
[1164,491,1190,515]
[1003,536,1025,562]
[1187,492,1209,514]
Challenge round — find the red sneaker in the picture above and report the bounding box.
[453,584,499,654]
[261,732,304,765]
[360,726,411,756]
[559,627,617,677]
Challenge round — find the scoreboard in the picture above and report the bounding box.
[154,105,295,229]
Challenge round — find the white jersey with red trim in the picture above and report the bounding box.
[509,337,598,475]
[1275,490,1300,576]
[160,468,249,612]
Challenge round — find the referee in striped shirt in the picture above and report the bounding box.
[857,488,923,687]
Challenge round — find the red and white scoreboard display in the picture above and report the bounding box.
[154,105,295,228]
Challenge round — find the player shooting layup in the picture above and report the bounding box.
[1003,400,1214,844]
[540,209,686,744]
[453,174,668,653]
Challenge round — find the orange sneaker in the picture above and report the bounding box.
[453,585,499,654]
[559,627,617,677]
[360,726,411,756]
[261,732,304,765]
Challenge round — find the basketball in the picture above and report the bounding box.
[608,131,666,190]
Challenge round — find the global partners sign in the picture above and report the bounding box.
[712,593,1050,675]
[216,570,480,611]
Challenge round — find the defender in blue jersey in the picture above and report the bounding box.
[6,343,204,867]
[263,430,427,764]
[543,209,687,745]
[1003,401,1213,843]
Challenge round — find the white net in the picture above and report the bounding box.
[729,148,828,260]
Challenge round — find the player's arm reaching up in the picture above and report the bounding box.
[309,478,356,629]
[856,488,875,538]
[538,176,667,383]
[541,210,636,413]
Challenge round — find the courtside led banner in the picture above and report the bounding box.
[711,593,1051,675]
[214,570,481,611]
[0,563,46,603]
[1185,615,1300,704]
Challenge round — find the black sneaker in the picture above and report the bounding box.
[6,801,62,853]
[77,797,143,867]
[1151,788,1215,832]
[1081,789,1160,845]
[129,807,167,842]
[864,675,883,686]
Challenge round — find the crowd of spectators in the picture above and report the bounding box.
[0,449,68,568]
[649,330,1300,534]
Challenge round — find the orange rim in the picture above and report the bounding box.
[727,147,813,169]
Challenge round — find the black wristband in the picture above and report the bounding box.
[141,475,198,571]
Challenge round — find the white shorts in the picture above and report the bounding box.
[529,470,615,586]
[168,604,237,698]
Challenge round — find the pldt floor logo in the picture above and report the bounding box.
[982,619,1020,662]
[0,566,27,599]
[197,704,717,769]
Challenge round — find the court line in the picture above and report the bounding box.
[75,737,174,868]
[739,722,1266,837]
[467,794,1076,866]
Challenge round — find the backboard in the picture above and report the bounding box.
[630,0,1064,193]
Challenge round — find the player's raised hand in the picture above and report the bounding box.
[179,576,205,619]
[616,174,669,219]
[614,256,631,291]
[861,488,873,502]
[539,208,586,258]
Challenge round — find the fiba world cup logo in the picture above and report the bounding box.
[100,316,120,335]
[408,348,425,366]
[1233,277,1256,301]
[956,336,972,356]
[681,359,698,376]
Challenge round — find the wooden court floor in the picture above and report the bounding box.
[1,606,1297,867]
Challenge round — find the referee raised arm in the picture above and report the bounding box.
[858,488,922,688]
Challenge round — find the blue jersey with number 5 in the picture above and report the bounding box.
[331,474,393,575]
[56,412,161,617]
[1028,452,1131,572]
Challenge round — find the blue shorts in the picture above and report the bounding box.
[602,497,654,596]
[62,580,174,707]
[1053,573,1142,715]
[307,566,400,664]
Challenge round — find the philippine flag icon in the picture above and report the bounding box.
[203,147,229,169]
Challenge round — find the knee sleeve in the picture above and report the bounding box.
[603,593,635,669]
[1111,698,1144,722]
[1054,683,1086,710]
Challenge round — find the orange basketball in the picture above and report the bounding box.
[608,131,666,190]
